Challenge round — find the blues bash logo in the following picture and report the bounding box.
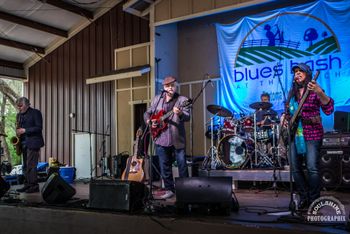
[216,0,350,125]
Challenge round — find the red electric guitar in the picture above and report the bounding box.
[150,99,192,138]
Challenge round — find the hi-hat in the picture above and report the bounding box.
[249,102,272,110]
[207,104,232,117]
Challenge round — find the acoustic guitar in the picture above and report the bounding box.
[150,99,192,138]
[121,128,145,182]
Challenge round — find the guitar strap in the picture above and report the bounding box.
[290,97,306,154]
[161,93,179,114]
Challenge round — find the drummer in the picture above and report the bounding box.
[256,92,278,127]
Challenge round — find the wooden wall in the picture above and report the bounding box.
[26,2,149,167]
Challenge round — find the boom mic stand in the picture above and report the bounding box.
[141,91,166,203]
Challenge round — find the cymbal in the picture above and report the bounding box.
[207,104,232,117]
[249,101,272,110]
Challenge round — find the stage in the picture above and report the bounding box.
[0,178,349,234]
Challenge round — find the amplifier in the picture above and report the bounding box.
[322,132,350,147]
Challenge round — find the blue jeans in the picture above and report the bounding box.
[290,139,322,202]
[155,145,188,191]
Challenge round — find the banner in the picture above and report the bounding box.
[216,0,350,130]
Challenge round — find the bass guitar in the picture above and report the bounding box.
[121,128,145,182]
[280,70,320,143]
[150,99,192,138]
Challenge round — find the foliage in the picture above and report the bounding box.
[0,78,23,165]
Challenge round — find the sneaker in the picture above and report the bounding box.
[159,190,174,199]
[25,185,39,194]
[16,185,30,193]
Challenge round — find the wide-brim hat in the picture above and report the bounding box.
[292,63,312,76]
[162,76,177,85]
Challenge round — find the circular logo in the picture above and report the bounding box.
[306,196,347,223]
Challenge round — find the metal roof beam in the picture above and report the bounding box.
[39,0,94,20]
[0,11,68,37]
[0,37,45,54]
[0,58,23,69]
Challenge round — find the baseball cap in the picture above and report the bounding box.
[292,63,312,76]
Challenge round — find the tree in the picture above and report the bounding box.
[0,78,22,166]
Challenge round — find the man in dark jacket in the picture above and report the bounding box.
[15,97,44,193]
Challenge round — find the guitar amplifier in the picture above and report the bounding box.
[322,132,350,147]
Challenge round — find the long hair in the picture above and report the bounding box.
[287,72,312,103]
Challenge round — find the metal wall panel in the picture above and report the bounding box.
[26,3,149,166]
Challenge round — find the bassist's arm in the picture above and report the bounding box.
[308,81,334,115]
[308,80,330,105]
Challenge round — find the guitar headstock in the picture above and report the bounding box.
[182,98,192,108]
[136,128,143,138]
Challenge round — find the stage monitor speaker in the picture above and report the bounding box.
[175,177,235,214]
[41,173,76,204]
[88,180,147,212]
[0,176,10,198]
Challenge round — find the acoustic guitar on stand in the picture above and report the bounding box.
[121,128,144,182]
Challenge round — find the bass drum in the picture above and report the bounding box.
[218,135,254,169]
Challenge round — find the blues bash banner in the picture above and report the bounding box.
[216,0,350,130]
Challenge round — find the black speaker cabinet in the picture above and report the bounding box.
[341,150,350,187]
[88,180,147,212]
[41,173,76,204]
[0,176,10,198]
[320,147,350,188]
[175,177,233,214]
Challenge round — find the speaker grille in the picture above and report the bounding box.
[319,148,350,188]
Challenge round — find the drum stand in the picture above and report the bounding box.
[253,112,274,168]
[255,123,280,197]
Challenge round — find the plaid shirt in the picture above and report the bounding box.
[299,92,334,141]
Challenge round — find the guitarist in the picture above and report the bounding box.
[282,63,334,210]
[144,76,191,199]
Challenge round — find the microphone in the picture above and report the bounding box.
[160,89,168,94]
[205,73,214,87]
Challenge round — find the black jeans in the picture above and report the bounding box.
[290,140,322,203]
[155,145,188,191]
[22,147,40,187]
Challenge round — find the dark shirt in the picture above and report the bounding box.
[17,107,44,150]
[256,108,278,125]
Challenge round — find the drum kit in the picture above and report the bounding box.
[202,102,287,170]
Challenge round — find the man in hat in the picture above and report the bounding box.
[144,76,191,199]
[286,63,334,209]
[15,97,45,193]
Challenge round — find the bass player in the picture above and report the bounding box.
[283,63,334,209]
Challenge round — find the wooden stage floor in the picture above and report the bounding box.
[0,176,349,234]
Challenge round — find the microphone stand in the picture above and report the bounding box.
[141,91,166,203]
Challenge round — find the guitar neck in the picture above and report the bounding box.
[290,70,320,125]
[133,136,140,156]
[161,110,174,121]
